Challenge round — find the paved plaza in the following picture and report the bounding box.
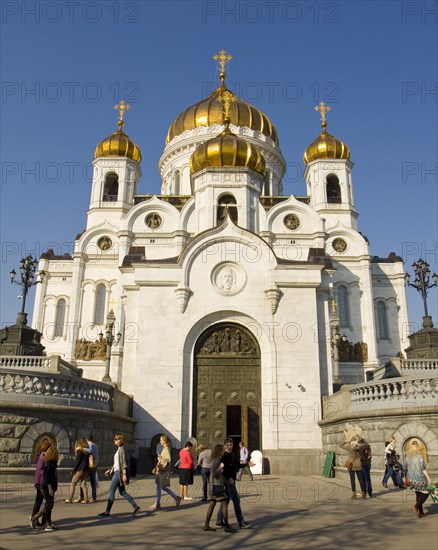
[1,473,437,549]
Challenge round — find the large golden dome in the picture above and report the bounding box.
[167,85,279,145]
[94,121,142,163]
[190,124,266,176]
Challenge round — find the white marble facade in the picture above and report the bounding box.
[32,83,409,466]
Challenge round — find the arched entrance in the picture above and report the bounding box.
[193,323,261,451]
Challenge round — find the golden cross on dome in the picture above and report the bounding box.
[314,101,331,129]
[109,298,116,311]
[331,299,337,314]
[213,49,232,85]
[219,89,237,122]
[114,99,131,127]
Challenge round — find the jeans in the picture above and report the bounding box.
[32,486,54,526]
[217,481,244,525]
[200,468,211,499]
[105,470,137,512]
[80,468,98,501]
[383,465,404,487]
[349,469,366,492]
[156,485,178,506]
[31,484,45,518]
[362,463,372,496]
[237,464,253,481]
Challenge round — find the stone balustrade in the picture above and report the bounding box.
[349,375,437,409]
[0,368,112,411]
[0,355,82,376]
[400,358,437,374]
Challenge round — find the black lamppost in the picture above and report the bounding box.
[99,309,121,383]
[10,255,45,326]
[405,259,438,328]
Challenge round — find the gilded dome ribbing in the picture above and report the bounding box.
[167,85,279,145]
[94,121,142,163]
[190,124,266,176]
[303,123,350,164]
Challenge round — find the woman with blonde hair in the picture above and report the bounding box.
[30,445,59,531]
[150,435,182,510]
[64,438,90,503]
[404,439,432,518]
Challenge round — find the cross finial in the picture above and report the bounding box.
[331,299,337,314]
[213,49,232,85]
[114,99,131,129]
[109,298,116,311]
[314,101,331,131]
[218,89,237,125]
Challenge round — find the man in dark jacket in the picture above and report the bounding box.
[216,438,250,529]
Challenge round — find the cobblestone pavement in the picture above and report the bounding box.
[1,473,437,549]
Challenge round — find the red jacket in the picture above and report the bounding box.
[179,448,194,469]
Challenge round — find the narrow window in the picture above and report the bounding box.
[338,286,350,327]
[263,171,270,196]
[174,170,181,195]
[326,174,341,203]
[376,301,389,339]
[54,298,66,337]
[103,173,119,202]
[94,284,106,325]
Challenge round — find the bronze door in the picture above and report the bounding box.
[193,323,261,452]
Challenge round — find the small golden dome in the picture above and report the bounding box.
[190,123,266,176]
[303,123,350,164]
[167,85,279,145]
[94,121,142,163]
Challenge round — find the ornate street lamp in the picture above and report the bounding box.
[10,255,45,326]
[405,259,438,328]
[99,309,121,383]
[330,299,349,391]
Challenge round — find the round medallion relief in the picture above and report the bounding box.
[98,236,112,251]
[145,213,162,229]
[211,262,247,296]
[333,238,347,253]
[283,214,301,230]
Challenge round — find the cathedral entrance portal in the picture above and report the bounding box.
[193,323,261,452]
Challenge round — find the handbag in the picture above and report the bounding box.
[344,459,353,470]
[88,453,95,470]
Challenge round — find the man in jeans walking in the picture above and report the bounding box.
[216,438,250,529]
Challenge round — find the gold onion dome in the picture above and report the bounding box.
[166,85,279,145]
[303,102,350,165]
[94,100,142,163]
[190,120,266,176]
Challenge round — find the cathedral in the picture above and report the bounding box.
[32,51,409,472]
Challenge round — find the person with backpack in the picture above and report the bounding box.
[358,437,373,498]
[236,441,253,481]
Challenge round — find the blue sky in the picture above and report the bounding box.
[1,0,437,333]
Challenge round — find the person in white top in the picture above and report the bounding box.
[236,441,253,481]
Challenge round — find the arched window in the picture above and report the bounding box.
[54,298,66,337]
[337,286,350,327]
[326,174,341,203]
[174,170,181,195]
[263,171,270,196]
[376,301,389,339]
[217,194,238,225]
[94,284,106,325]
[103,173,119,202]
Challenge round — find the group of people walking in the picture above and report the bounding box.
[341,431,432,518]
[30,429,432,532]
